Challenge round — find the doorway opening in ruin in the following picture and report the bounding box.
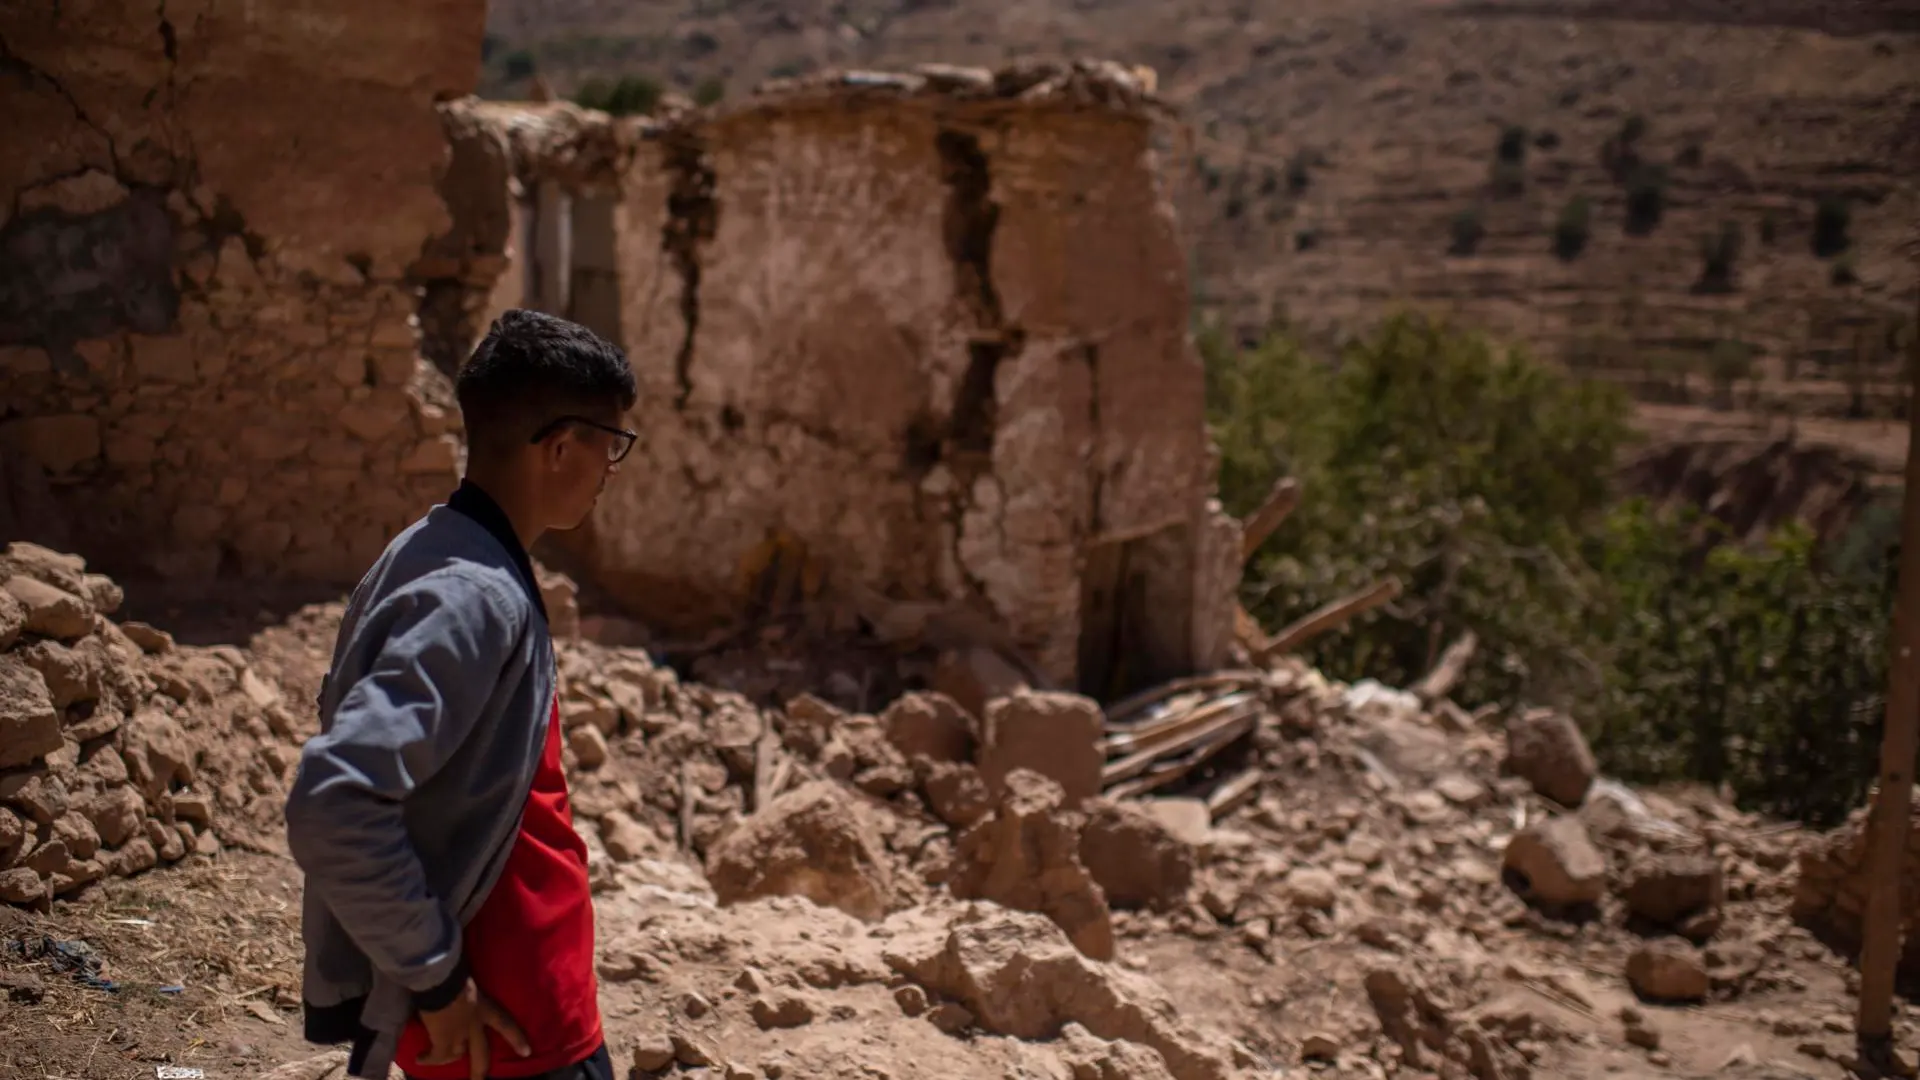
[1077,529,1194,703]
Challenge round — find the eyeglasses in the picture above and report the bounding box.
[529,415,638,463]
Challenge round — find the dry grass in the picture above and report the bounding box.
[0,852,311,1080]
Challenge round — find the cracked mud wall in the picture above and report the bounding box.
[0,1,485,579]
[539,85,1229,687]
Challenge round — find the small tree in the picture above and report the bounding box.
[1706,338,1753,410]
[1603,113,1648,181]
[1814,196,1852,257]
[503,49,536,82]
[574,74,664,116]
[1696,220,1743,293]
[694,76,727,107]
[1287,153,1312,195]
[1450,207,1486,255]
[1489,160,1526,199]
[1553,196,1592,260]
[1624,164,1667,235]
[1497,125,1529,164]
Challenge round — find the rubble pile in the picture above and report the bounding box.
[1791,801,1920,976]
[0,543,302,906]
[1,541,1890,1079]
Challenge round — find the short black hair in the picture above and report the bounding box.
[456,309,637,457]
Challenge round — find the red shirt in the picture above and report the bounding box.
[396,698,601,1078]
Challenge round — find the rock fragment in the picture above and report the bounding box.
[951,769,1114,960]
[1627,940,1711,1003]
[883,691,974,763]
[1078,798,1196,911]
[1502,816,1606,909]
[0,656,61,768]
[979,690,1104,807]
[1505,709,1597,806]
[705,781,891,920]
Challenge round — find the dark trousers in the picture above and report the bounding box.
[404,1043,613,1080]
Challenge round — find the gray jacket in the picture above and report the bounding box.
[286,499,555,1079]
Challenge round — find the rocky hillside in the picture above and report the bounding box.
[481,0,1918,384]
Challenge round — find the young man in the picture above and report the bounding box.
[286,309,638,1080]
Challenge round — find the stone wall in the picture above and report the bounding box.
[462,64,1240,694]
[1792,799,1920,978]
[0,0,485,581]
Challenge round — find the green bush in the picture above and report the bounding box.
[1553,196,1592,260]
[502,49,536,82]
[1815,196,1853,258]
[1205,315,1893,825]
[574,74,663,116]
[1497,125,1529,164]
[1696,220,1742,293]
[1449,207,1486,255]
[694,76,727,107]
[1624,165,1667,235]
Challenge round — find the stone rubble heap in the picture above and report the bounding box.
[0,543,303,906]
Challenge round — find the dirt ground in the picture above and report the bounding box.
[6,569,1919,1080]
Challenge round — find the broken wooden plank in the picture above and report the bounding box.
[1103,690,1259,758]
[1411,631,1478,704]
[1106,713,1259,799]
[1103,700,1260,785]
[1206,768,1264,820]
[1103,670,1265,727]
[1257,577,1403,660]
[1240,477,1301,563]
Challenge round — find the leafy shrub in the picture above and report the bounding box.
[502,49,536,82]
[574,74,664,116]
[1287,154,1312,195]
[1449,207,1486,255]
[694,76,727,107]
[1489,160,1526,199]
[1705,337,1754,407]
[1814,196,1852,257]
[1206,315,1892,825]
[1497,125,1529,164]
[1696,220,1743,293]
[1553,196,1591,260]
[1624,164,1667,235]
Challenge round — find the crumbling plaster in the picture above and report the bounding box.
[472,66,1241,689]
[0,0,485,579]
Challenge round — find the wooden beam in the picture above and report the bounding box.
[1257,577,1403,661]
[1857,290,1920,1063]
[1240,478,1302,563]
[1411,631,1479,704]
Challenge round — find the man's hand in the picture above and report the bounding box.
[416,978,531,1080]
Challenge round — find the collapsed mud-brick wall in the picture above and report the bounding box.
[0,0,486,581]
[461,63,1242,695]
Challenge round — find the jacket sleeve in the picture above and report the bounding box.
[285,568,525,1008]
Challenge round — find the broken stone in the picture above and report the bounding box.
[3,575,92,641]
[980,690,1104,807]
[569,725,609,770]
[122,707,193,798]
[1624,853,1725,928]
[920,759,993,829]
[1136,798,1212,848]
[172,790,213,825]
[0,807,23,865]
[1297,1032,1341,1062]
[1505,709,1597,807]
[749,993,817,1030]
[0,591,22,651]
[120,622,173,654]
[951,769,1114,960]
[1285,867,1339,912]
[932,645,1030,721]
[886,906,1231,1080]
[681,990,713,1018]
[893,983,928,1016]
[1078,798,1196,912]
[51,812,100,860]
[107,836,158,876]
[926,1001,975,1035]
[706,781,891,920]
[149,817,187,862]
[599,810,653,864]
[0,771,68,824]
[86,785,146,847]
[882,691,975,763]
[1502,816,1606,909]
[1626,940,1710,1003]
[0,867,44,904]
[0,655,62,769]
[633,1034,677,1072]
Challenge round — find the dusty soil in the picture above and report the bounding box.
[6,560,1920,1080]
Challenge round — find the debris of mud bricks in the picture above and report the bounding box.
[1503,708,1597,807]
[980,690,1105,807]
[0,544,268,905]
[1793,801,1920,976]
[950,769,1116,959]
